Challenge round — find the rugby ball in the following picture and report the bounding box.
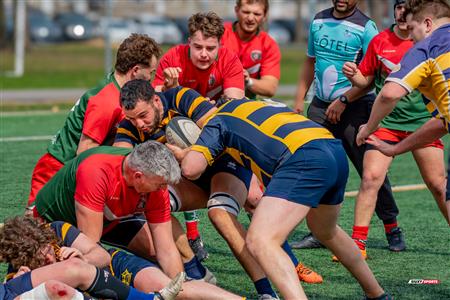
[166,116,201,149]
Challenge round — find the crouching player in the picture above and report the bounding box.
[168,98,390,299]
[0,216,184,300]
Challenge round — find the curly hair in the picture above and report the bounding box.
[115,33,162,74]
[0,216,61,270]
[404,0,450,21]
[188,12,224,40]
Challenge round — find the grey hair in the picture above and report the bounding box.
[128,141,181,184]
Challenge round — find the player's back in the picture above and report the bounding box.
[194,99,334,185]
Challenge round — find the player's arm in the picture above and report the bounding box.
[74,202,104,243]
[294,56,315,114]
[149,220,184,278]
[342,62,374,88]
[245,74,279,98]
[196,107,217,128]
[181,150,208,180]
[71,230,111,268]
[77,134,100,155]
[356,81,408,145]
[223,87,245,99]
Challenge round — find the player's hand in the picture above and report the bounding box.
[243,69,250,82]
[356,124,371,146]
[14,266,31,278]
[59,247,86,262]
[293,98,305,115]
[166,144,189,163]
[326,99,346,124]
[365,135,397,157]
[342,62,358,79]
[163,67,182,90]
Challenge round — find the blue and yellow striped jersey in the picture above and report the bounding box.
[191,99,335,186]
[387,24,450,131]
[115,86,214,145]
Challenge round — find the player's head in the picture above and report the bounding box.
[115,33,162,81]
[235,0,269,34]
[120,79,163,135]
[332,0,358,14]
[126,140,181,193]
[404,0,450,42]
[394,0,408,30]
[188,12,224,70]
[0,216,61,270]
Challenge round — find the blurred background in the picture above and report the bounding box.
[1,0,399,104]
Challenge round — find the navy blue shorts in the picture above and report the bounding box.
[265,139,349,208]
[2,272,33,299]
[108,248,158,286]
[194,153,252,192]
[102,214,147,248]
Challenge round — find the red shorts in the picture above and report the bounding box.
[28,153,64,206]
[372,127,444,149]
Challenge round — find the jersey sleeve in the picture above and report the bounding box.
[145,188,171,223]
[222,53,245,90]
[307,22,315,58]
[260,39,281,79]
[50,221,81,247]
[74,161,108,212]
[114,119,141,146]
[165,87,215,122]
[386,46,430,93]
[190,117,225,165]
[153,47,179,87]
[82,89,122,144]
[358,36,379,76]
[362,20,378,54]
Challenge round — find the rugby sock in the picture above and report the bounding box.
[351,226,369,250]
[184,210,200,240]
[254,278,277,298]
[281,240,299,266]
[383,222,398,234]
[184,256,206,279]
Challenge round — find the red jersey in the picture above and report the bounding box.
[221,22,281,80]
[153,44,244,100]
[35,147,171,225]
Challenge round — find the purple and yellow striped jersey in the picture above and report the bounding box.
[191,99,335,186]
[387,24,450,131]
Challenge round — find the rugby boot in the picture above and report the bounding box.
[386,227,406,252]
[290,233,325,249]
[296,263,323,284]
[188,236,209,261]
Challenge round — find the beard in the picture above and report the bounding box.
[146,105,163,136]
[333,0,357,14]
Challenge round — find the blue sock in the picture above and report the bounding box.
[254,278,276,297]
[282,240,299,266]
[127,287,154,300]
[184,256,206,279]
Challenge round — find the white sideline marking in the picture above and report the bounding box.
[344,184,427,197]
[0,111,67,117]
[0,135,52,142]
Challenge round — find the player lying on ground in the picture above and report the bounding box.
[0,217,185,300]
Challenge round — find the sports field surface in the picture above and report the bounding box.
[0,107,449,299]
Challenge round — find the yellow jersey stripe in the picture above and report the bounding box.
[226,147,272,183]
[284,128,335,153]
[191,145,214,165]
[116,128,138,142]
[175,88,190,110]
[187,96,206,118]
[260,112,310,135]
[61,223,72,241]
[109,249,120,276]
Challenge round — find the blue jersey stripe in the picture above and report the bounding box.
[273,120,323,139]
[247,105,292,126]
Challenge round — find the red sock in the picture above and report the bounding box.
[351,226,369,250]
[384,222,398,234]
[186,221,200,240]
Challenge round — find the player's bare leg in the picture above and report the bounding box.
[412,146,449,225]
[307,205,385,298]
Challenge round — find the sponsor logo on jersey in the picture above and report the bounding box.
[208,74,216,87]
[251,50,262,62]
[121,269,132,285]
[135,193,148,213]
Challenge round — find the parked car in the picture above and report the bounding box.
[268,21,291,45]
[135,14,183,45]
[27,8,62,43]
[54,12,95,41]
[171,17,190,42]
[97,18,139,43]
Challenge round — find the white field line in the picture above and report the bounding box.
[0,135,52,142]
[0,110,67,117]
[0,134,428,195]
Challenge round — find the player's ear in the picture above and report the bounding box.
[424,17,433,33]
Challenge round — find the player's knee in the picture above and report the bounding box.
[207,193,241,217]
[424,176,446,196]
[63,257,90,279]
[361,169,385,189]
[245,230,263,258]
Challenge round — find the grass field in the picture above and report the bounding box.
[0,42,304,90]
[0,106,449,299]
